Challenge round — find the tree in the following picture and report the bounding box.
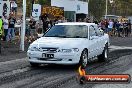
[89,0,132,20]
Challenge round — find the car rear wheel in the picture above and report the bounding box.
[79,49,88,68]
[98,43,108,62]
[30,62,40,67]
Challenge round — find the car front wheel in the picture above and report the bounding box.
[79,49,88,68]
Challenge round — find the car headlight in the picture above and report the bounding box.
[28,47,40,51]
[58,48,79,53]
[61,49,72,53]
[72,48,79,52]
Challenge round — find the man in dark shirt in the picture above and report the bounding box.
[41,14,48,33]
[104,19,109,33]
[8,14,16,41]
[115,21,121,37]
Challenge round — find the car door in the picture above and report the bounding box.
[88,25,99,58]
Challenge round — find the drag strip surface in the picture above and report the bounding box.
[0,48,132,88]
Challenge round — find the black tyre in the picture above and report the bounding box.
[98,44,108,62]
[79,49,88,68]
[30,62,40,67]
[79,76,86,84]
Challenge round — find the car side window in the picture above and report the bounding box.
[89,26,97,37]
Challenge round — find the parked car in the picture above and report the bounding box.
[27,22,110,67]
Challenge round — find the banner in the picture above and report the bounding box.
[41,6,64,18]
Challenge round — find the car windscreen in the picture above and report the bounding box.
[44,25,88,38]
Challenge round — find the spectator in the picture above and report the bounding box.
[112,19,117,36]
[11,1,17,16]
[3,15,8,41]
[119,19,124,37]
[101,20,106,31]
[0,16,3,54]
[78,18,83,22]
[29,16,37,42]
[108,19,114,36]
[123,20,129,37]
[127,20,131,37]
[2,3,8,17]
[94,20,98,25]
[115,21,121,37]
[104,19,109,33]
[41,14,49,33]
[8,13,16,42]
[36,16,43,34]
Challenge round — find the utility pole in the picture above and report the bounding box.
[20,0,26,51]
[87,0,89,16]
[105,0,108,19]
[32,0,35,16]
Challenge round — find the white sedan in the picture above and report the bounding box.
[27,22,109,67]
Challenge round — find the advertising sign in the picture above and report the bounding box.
[32,4,41,20]
[41,6,64,18]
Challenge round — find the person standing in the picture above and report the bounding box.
[104,19,109,33]
[41,14,48,33]
[127,20,131,37]
[11,1,17,16]
[119,19,124,37]
[36,16,43,34]
[29,16,37,42]
[0,16,3,36]
[108,19,114,36]
[0,16,3,54]
[123,20,129,37]
[3,15,8,41]
[8,13,16,42]
[115,21,121,37]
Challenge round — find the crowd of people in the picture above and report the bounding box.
[0,13,68,43]
[25,15,69,42]
[0,11,132,45]
[0,13,16,42]
[98,19,131,37]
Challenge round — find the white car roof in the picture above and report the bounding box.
[55,22,96,26]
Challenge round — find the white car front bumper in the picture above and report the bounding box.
[27,50,80,65]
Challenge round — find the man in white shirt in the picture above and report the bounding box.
[108,19,114,35]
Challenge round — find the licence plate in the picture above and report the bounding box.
[42,53,54,58]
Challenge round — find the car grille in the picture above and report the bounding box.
[39,47,58,53]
